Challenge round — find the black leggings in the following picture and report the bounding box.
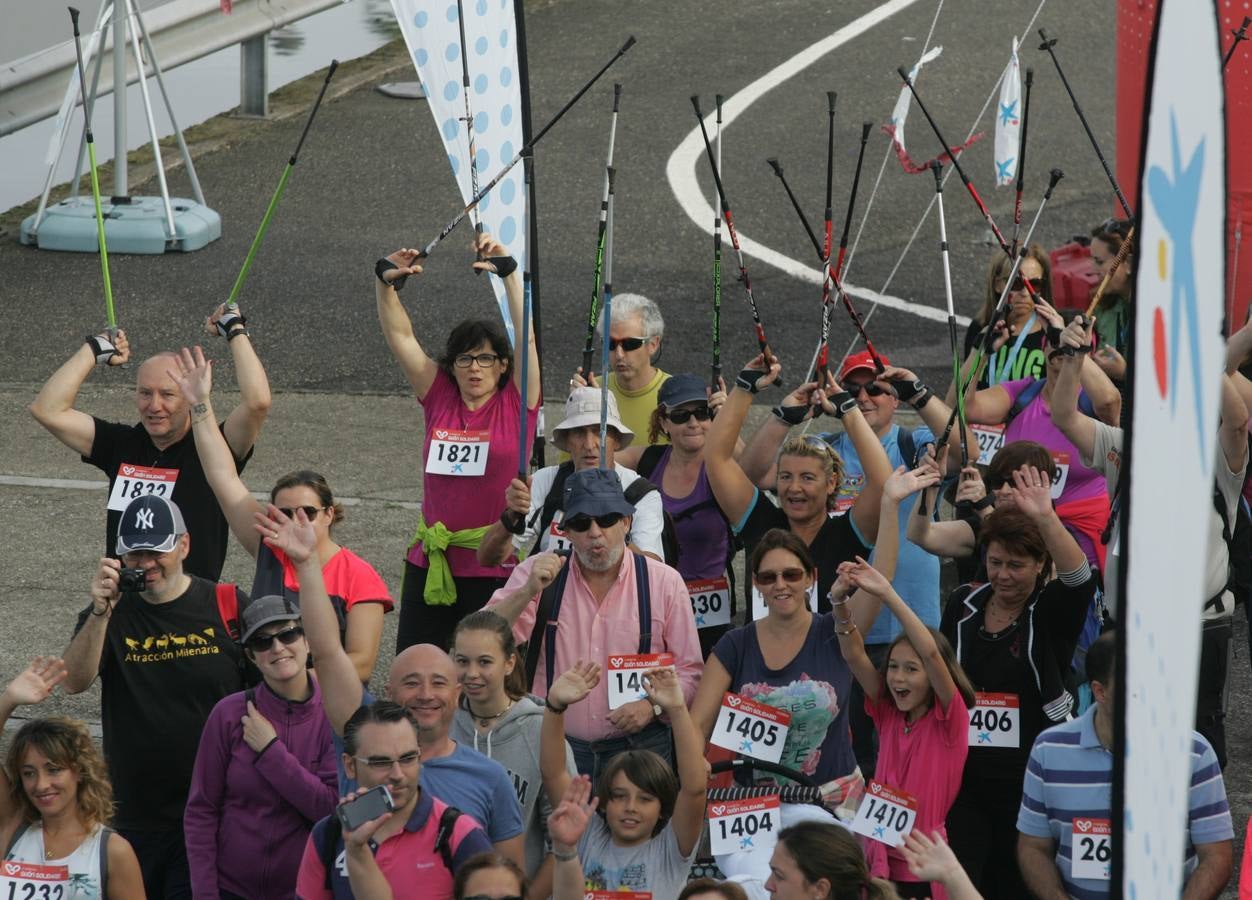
[395,561,507,654]
[945,775,1028,898]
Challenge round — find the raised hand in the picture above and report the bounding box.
[840,555,893,598]
[1093,344,1126,380]
[736,353,782,394]
[470,231,514,275]
[1008,464,1054,519]
[90,557,122,612]
[900,829,966,884]
[879,364,919,385]
[548,660,600,710]
[2,658,68,709]
[523,552,566,596]
[255,504,317,564]
[883,464,941,504]
[99,328,131,366]
[167,346,213,406]
[708,377,729,416]
[381,248,424,283]
[954,467,987,506]
[339,789,393,849]
[505,477,532,516]
[1032,297,1064,330]
[1059,315,1094,352]
[641,665,683,713]
[548,774,598,852]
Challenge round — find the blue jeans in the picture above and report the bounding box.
[566,720,673,782]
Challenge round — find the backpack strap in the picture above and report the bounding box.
[896,427,918,469]
[635,553,652,654]
[1004,379,1046,428]
[634,444,668,480]
[215,583,241,642]
[97,826,114,896]
[623,476,658,506]
[3,822,28,859]
[434,805,463,874]
[528,462,576,558]
[319,817,343,890]
[525,551,572,692]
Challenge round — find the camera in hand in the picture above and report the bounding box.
[118,568,147,592]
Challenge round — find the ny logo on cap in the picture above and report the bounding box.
[135,509,154,530]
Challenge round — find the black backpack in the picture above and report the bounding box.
[634,444,739,575]
[528,460,681,567]
[1212,474,1252,612]
[317,804,462,888]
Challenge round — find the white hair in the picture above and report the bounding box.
[595,292,665,339]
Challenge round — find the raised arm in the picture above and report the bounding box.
[0,659,68,829]
[375,249,439,401]
[207,303,272,459]
[473,233,542,410]
[259,507,362,734]
[1010,466,1087,574]
[547,776,596,900]
[643,666,707,857]
[818,372,891,542]
[689,653,734,741]
[1218,373,1250,476]
[736,378,820,489]
[706,355,782,525]
[882,365,976,476]
[829,562,882,703]
[1078,352,1122,426]
[169,346,263,557]
[62,560,120,694]
[541,662,600,807]
[904,447,980,560]
[29,331,129,456]
[1050,317,1098,462]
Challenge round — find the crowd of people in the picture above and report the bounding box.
[5,221,1250,899]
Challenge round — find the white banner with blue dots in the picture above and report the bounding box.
[391,0,528,343]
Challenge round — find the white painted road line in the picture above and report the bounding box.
[665,0,970,328]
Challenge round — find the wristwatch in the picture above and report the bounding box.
[651,702,663,718]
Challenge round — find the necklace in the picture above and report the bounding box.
[470,698,514,726]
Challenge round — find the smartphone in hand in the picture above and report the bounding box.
[337,785,394,832]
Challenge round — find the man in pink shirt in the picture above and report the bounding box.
[486,467,702,778]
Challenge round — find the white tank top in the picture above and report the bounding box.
[4,823,106,900]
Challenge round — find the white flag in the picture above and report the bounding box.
[993,37,1021,187]
[390,0,528,343]
[1123,0,1225,895]
[887,45,943,158]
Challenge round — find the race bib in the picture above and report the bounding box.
[426,429,489,476]
[1050,451,1070,498]
[583,892,651,900]
[687,576,731,629]
[0,861,69,899]
[972,424,1006,466]
[708,794,780,855]
[710,693,791,764]
[968,692,1020,748]
[545,512,572,553]
[108,464,178,512]
[751,583,818,620]
[849,780,918,848]
[1071,817,1112,880]
[605,653,675,710]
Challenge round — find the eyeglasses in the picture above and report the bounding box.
[664,406,712,424]
[278,506,325,520]
[354,751,421,772]
[244,625,305,654]
[608,336,649,352]
[845,381,894,398]
[1011,276,1045,294]
[563,512,625,532]
[454,353,501,368]
[752,568,808,585]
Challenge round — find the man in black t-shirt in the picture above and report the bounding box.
[29,305,271,580]
[63,495,248,899]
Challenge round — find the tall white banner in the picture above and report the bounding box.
[391,0,527,341]
[1122,0,1225,893]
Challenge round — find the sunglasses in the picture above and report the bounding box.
[1011,276,1045,294]
[608,336,649,352]
[845,381,894,398]
[244,624,305,654]
[563,512,625,532]
[752,567,808,586]
[354,751,421,772]
[278,506,325,520]
[664,406,712,424]
[454,352,501,368]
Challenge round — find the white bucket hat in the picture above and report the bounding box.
[552,387,634,451]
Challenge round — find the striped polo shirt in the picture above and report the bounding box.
[1017,705,1233,898]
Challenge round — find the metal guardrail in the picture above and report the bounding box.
[0,0,344,137]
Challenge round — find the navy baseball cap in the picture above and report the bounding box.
[658,373,707,409]
[563,468,636,521]
[115,495,187,555]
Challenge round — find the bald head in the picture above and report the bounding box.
[135,352,190,447]
[387,643,460,739]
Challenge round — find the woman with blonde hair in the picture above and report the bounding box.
[0,657,144,898]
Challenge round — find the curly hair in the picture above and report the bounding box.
[778,436,845,511]
[6,717,114,829]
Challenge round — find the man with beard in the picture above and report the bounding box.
[486,468,702,778]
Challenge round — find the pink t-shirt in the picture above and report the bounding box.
[864,690,970,899]
[1000,378,1106,505]
[407,370,535,579]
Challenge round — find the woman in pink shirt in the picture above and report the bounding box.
[831,556,974,899]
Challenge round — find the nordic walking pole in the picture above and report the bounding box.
[1012,67,1034,253]
[1085,225,1136,318]
[68,6,116,332]
[226,60,339,307]
[1224,16,1252,69]
[1037,30,1134,220]
[455,0,485,265]
[599,166,616,471]
[711,93,724,390]
[581,83,622,379]
[897,66,1050,309]
[420,36,635,260]
[812,91,837,383]
[932,160,970,470]
[518,268,533,479]
[692,95,774,363]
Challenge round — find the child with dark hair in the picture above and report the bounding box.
[539,661,706,897]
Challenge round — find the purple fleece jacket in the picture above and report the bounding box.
[184,678,338,899]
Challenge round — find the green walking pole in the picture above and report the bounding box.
[225,60,339,306]
[68,7,115,331]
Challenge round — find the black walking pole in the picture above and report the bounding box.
[1012,67,1034,253]
[581,83,622,380]
[1224,16,1252,69]
[711,93,725,390]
